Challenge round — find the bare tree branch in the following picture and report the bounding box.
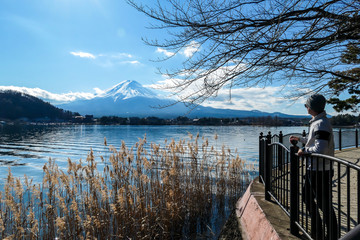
[128,0,360,106]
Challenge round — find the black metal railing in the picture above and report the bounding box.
[259,129,360,240]
[333,128,359,150]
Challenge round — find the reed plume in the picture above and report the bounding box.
[0,134,253,239]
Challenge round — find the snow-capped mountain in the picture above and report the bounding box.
[57,80,179,117]
[99,80,157,101]
[57,80,306,119]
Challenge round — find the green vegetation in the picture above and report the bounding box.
[328,43,360,112]
[0,90,78,121]
[330,114,360,126]
[0,135,252,239]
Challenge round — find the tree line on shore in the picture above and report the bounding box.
[97,115,307,126]
[96,114,359,126]
[329,114,360,126]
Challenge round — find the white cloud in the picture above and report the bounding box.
[146,79,175,90]
[120,60,140,65]
[146,60,312,115]
[202,87,286,110]
[74,51,140,67]
[0,86,95,104]
[70,51,96,59]
[148,78,308,114]
[113,53,133,59]
[181,41,200,58]
[147,63,246,95]
[156,48,175,57]
[156,42,201,58]
[98,53,134,59]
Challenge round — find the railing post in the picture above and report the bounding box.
[340,224,360,240]
[278,131,283,171]
[259,132,264,183]
[339,128,342,151]
[290,142,300,236]
[302,130,306,147]
[265,131,272,201]
[356,129,358,148]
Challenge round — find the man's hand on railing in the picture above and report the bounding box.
[297,148,305,157]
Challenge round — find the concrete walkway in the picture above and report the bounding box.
[334,147,360,165]
[222,147,360,240]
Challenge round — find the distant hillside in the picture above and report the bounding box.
[0,90,78,121]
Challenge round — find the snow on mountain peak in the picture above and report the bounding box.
[101,80,156,101]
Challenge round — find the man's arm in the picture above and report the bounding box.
[303,130,331,154]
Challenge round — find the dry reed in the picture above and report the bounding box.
[0,134,254,239]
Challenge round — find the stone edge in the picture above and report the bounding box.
[235,180,281,240]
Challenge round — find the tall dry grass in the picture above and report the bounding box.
[0,134,253,239]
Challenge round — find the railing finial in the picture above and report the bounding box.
[290,139,298,146]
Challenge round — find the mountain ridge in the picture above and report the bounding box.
[57,80,308,119]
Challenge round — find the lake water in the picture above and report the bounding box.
[0,124,356,238]
[0,124,308,183]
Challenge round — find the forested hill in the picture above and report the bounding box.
[0,90,78,121]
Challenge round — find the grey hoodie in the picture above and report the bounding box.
[299,111,334,171]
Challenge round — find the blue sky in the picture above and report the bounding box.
[0,0,160,92]
[0,0,336,115]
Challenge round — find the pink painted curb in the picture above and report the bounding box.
[236,181,281,240]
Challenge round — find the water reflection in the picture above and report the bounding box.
[0,159,26,166]
[0,124,307,182]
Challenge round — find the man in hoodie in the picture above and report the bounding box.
[290,94,338,239]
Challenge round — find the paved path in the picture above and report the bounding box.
[335,147,360,165]
[333,148,360,238]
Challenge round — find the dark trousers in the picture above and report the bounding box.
[303,170,338,240]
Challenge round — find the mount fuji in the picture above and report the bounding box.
[57,80,303,118]
[96,80,156,100]
[58,80,187,118]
